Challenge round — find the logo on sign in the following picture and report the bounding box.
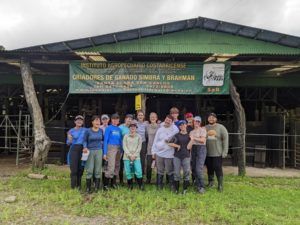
[202,64,225,86]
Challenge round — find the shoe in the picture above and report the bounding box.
[182,180,189,195]
[127,179,133,190]
[94,178,100,193]
[207,175,214,188]
[197,187,205,194]
[156,174,164,190]
[137,178,145,190]
[217,176,223,192]
[103,177,109,191]
[86,179,92,194]
[174,181,180,194]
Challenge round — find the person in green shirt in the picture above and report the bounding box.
[205,113,229,192]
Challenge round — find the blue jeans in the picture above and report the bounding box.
[192,145,207,188]
[124,159,143,180]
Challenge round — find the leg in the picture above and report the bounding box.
[112,149,121,188]
[195,146,207,193]
[206,157,215,187]
[119,153,124,185]
[173,157,181,182]
[165,158,175,191]
[76,146,84,189]
[214,156,224,192]
[85,151,95,193]
[155,156,165,189]
[69,146,79,189]
[93,150,103,192]
[191,147,197,185]
[146,155,153,183]
[182,157,191,194]
[134,159,144,190]
[104,147,117,179]
[140,142,147,176]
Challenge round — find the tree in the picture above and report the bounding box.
[20,58,51,169]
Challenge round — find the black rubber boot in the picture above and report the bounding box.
[94,178,100,193]
[168,174,175,192]
[77,176,82,190]
[137,178,145,190]
[103,177,109,191]
[166,174,169,185]
[127,179,133,190]
[217,176,223,192]
[156,174,164,190]
[174,180,180,194]
[111,176,117,189]
[86,179,92,194]
[207,175,214,188]
[71,175,77,189]
[182,180,189,195]
[146,168,152,184]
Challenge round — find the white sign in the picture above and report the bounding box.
[202,64,225,86]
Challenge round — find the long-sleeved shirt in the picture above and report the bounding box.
[119,124,130,138]
[136,120,148,142]
[205,123,229,157]
[151,124,179,158]
[83,128,104,151]
[146,123,159,155]
[66,127,87,146]
[103,125,122,155]
[100,124,109,134]
[122,133,142,160]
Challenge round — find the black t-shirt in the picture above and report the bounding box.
[187,125,193,134]
[172,132,191,159]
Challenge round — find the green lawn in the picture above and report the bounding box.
[0,166,300,225]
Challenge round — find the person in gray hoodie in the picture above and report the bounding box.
[152,114,179,190]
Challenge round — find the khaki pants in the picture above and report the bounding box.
[104,145,121,178]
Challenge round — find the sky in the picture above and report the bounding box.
[1,0,300,50]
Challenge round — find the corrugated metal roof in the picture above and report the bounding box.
[80,29,300,55]
[17,17,300,55]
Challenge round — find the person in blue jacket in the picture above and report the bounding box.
[66,115,86,189]
[83,115,104,193]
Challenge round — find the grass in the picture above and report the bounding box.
[0,166,300,225]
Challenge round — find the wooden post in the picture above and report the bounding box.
[230,79,246,176]
[141,94,146,115]
[20,58,51,169]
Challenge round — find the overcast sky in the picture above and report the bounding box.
[1,0,300,50]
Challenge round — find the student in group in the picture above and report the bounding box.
[184,112,194,133]
[169,107,180,127]
[145,112,159,184]
[83,115,104,193]
[103,113,123,190]
[66,115,86,189]
[189,116,207,194]
[123,122,144,190]
[205,113,229,192]
[100,114,110,134]
[136,110,148,176]
[167,120,191,194]
[119,114,134,185]
[152,115,179,190]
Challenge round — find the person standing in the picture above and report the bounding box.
[167,120,191,194]
[66,115,86,189]
[103,113,123,190]
[169,107,180,127]
[184,112,194,133]
[119,114,133,185]
[145,112,159,184]
[100,114,110,134]
[136,110,148,176]
[205,113,229,192]
[152,115,179,190]
[123,122,144,190]
[83,115,104,193]
[189,116,207,194]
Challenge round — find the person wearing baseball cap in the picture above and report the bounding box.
[189,116,207,194]
[122,121,144,190]
[100,114,110,134]
[205,113,228,192]
[103,113,123,190]
[184,112,194,133]
[66,115,86,189]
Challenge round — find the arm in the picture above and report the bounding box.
[221,126,229,158]
[151,129,160,156]
[133,135,142,158]
[66,129,72,145]
[122,135,131,157]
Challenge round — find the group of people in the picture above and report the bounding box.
[67,107,229,194]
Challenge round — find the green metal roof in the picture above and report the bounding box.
[80,29,300,55]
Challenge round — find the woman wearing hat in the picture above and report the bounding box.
[83,115,104,193]
[123,122,144,190]
[66,115,86,189]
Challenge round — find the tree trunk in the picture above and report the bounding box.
[229,79,246,176]
[20,58,51,169]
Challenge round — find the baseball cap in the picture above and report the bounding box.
[75,115,84,121]
[185,112,193,118]
[111,113,120,119]
[101,114,109,120]
[208,113,217,118]
[194,116,202,122]
[178,120,187,126]
[125,114,134,119]
[129,121,138,128]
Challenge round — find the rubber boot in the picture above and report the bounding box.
[111,176,117,189]
[182,180,189,195]
[137,178,145,190]
[156,174,164,190]
[71,175,77,189]
[174,180,180,194]
[168,174,175,192]
[94,178,100,193]
[217,176,223,192]
[146,169,152,184]
[207,175,214,188]
[127,179,133,190]
[77,175,82,190]
[103,177,109,191]
[86,179,92,194]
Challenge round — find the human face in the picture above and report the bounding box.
[171,112,179,120]
[208,116,217,125]
[149,113,158,124]
[101,118,109,126]
[130,125,137,133]
[111,118,119,126]
[164,117,173,127]
[125,117,133,126]
[186,117,193,124]
[74,119,83,127]
[137,112,144,122]
[193,120,201,128]
[92,118,100,128]
[179,123,187,132]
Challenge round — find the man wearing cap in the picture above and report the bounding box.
[189,116,207,194]
[122,122,144,190]
[66,115,86,189]
[100,114,110,134]
[167,120,191,194]
[152,114,179,190]
[119,114,133,185]
[103,113,123,190]
[205,113,229,192]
